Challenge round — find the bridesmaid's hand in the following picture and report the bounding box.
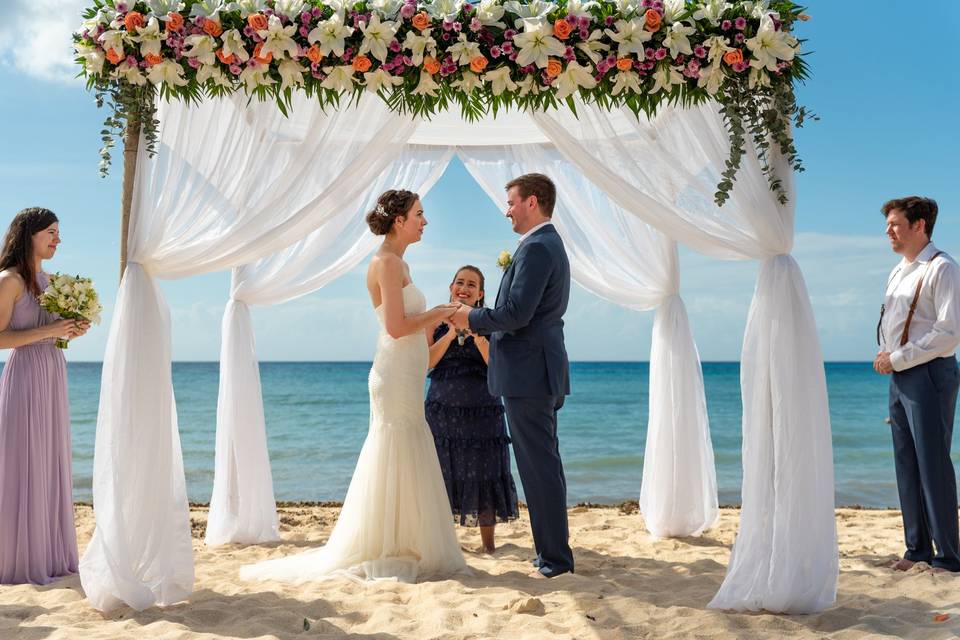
[72,320,91,338]
[47,319,77,340]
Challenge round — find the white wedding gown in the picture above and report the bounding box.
[241,283,468,583]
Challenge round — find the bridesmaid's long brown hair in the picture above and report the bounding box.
[0,207,59,296]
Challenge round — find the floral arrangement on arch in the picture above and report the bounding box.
[75,0,813,205]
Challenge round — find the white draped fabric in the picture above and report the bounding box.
[459,144,717,538]
[532,101,837,613]
[207,146,455,545]
[80,94,418,611]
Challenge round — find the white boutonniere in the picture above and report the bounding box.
[497,250,513,271]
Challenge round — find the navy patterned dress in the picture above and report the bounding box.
[426,324,520,527]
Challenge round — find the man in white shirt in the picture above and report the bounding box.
[876,196,960,573]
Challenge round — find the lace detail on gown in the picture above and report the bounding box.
[241,283,468,583]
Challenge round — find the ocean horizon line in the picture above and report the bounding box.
[49,360,880,365]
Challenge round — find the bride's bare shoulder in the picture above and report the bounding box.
[369,252,404,278]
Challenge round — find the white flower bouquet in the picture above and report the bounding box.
[38,273,103,348]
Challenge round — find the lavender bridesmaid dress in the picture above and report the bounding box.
[0,272,77,584]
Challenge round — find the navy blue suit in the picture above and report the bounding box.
[469,224,573,577]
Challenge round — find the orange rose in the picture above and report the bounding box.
[553,19,573,40]
[305,44,324,64]
[165,12,184,31]
[253,42,273,64]
[216,49,237,65]
[144,53,163,66]
[352,54,372,73]
[247,13,269,31]
[469,55,488,73]
[546,58,563,78]
[616,57,633,71]
[124,11,145,32]
[202,18,223,37]
[412,11,431,31]
[105,48,124,65]
[423,56,441,74]
[723,49,743,65]
[643,9,661,32]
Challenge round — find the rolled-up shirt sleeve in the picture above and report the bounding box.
[890,261,960,371]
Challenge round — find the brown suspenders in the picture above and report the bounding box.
[899,251,944,346]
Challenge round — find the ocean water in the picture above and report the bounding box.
[47,361,949,507]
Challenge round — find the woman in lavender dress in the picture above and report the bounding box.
[0,208,88,584]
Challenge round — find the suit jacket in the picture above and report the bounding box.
[469,224,571,397]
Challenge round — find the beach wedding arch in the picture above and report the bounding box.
[71,0,838,621]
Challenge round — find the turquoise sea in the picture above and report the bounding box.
[46,362,951,508]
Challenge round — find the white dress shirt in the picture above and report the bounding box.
[517,221,554,247]
[881,242,960,371]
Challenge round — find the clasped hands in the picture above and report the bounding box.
[438,301,475,334]
[873,351,893,375]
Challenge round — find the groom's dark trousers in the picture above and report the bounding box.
[889,356,960,571]
[469,224,574,577]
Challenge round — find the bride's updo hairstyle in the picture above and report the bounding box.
[366,189,420,236]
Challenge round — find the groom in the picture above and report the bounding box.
[451,173,573,578]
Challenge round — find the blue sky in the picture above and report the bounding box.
[0,0,957,362]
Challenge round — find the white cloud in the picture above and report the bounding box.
[0,0,90,83]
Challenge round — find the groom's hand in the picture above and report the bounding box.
[874,351,894,375]
[451,303,472,331]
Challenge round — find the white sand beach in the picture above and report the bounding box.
[2,504,959,639]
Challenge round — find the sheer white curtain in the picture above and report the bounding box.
[532,101,837,613]
[206,146,455,545]
[459,144,717,538]
[79,93,417,612]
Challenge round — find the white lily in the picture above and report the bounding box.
[189,0,225,20]
[424,0,465,22]
[196,63,232,87]
[370,0,405,19]
[448,32,481,66]
[575,29,609,64]
[130,17,164,57]
[308,13,355,57]
[504,0,556,28]
[476,0,506,27]
[614,0,642,18]
[696,60,725,95]
[146,0,185,14]
[98,29,127,55]
[650,62,683,94]
[277,59,305,90]
[662,21,695,58]
[225,0,267,16]
[111,60,147,85]
[412,70,440,96]
[184,34,217,66]
[604,19,651,57]
[451,70,483,93]
[611,69,642,95]
[403,30,437,66]
[662,0,685,24]
[364,68,403,93]
[748,65,771,89]
[358,14,399,62]
[515,75,541,96]
[743,0,778,21]
[146,59,189,86]
[77,12,107,38]
[239,64,275,92]
[702,35,730,64]
[513,20,565,68]
[481,66,517,95]
[221,29,251,62]
[257,15,299,60]
[554,60,596,99]
[75,43,105,75]
[692,0,731,26]
[564,0,598,19]
[321,64,357,92]
[746,14,798,71]
[273,0,307,19]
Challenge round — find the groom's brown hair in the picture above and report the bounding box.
[506,174,556,217]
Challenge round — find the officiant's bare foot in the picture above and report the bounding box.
[928,566,953,574]
[528,569,548,579]
[889,558,916,571]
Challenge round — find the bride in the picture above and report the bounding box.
[241,189,468,583]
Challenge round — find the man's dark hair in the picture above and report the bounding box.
[882,196,938,239]
[506,173,556,217]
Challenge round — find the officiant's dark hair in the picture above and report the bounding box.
[506,173,556,217]
[366,189,420,235]
[450,265,486,307]
[882,196,938,239]
[1,207,59,296]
